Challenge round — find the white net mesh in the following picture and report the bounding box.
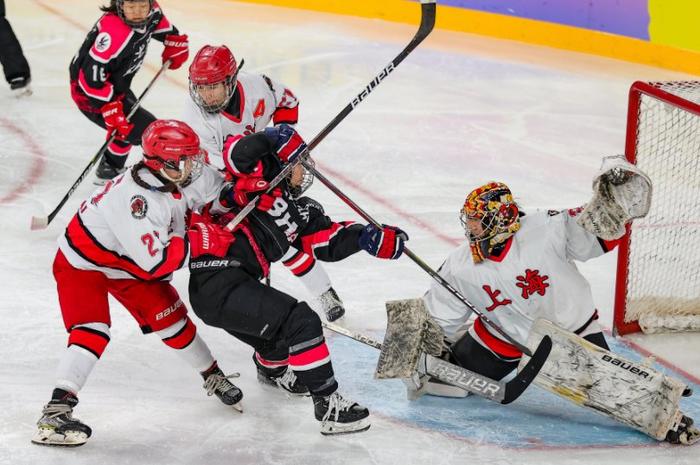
[623,81,700,333]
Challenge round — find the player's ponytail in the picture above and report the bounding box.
[99,0,117,13]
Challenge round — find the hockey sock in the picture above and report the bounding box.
[288,338,337,397]
[156,317,214,372]
[281,249,330,296]
[106,140,131,168]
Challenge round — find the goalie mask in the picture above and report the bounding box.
[460,181,520,263]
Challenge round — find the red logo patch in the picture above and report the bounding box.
[130,195,148,219]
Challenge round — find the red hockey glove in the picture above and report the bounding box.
[358,224,409,260]
[220,176,282,212]
[101,100,133,140]
[162,34,189,70]
[257,187,283,212]
[187,220,234,258]
[263,124,307,162]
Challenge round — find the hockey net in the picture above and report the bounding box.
[614,81,700,335]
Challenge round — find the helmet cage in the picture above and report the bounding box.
[116,0,153,29]
[189,57,244,114]
[460,183,520,245]
[144,150,206,186]
[287,158,315,199]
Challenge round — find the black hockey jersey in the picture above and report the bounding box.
[69,2,177,110]
[190,132,365,279]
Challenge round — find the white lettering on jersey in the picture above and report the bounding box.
[267,197,299,241]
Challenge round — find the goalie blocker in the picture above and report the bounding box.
[371,298,551,404]
[520,318,699,445]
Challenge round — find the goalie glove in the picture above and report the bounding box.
[577,155,652,240]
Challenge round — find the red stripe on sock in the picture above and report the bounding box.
[289,342,330,368]
[162,318,196,350]
[68,327,110,358]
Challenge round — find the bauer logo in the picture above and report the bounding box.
[351,63,396,108]
[601,354,651,379]
[155,299,183,321]
[130,195,148,219]
[95,32,112,53]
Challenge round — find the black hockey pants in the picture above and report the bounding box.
[451,330,609,381]
[0,0,30,84]
[189,266,338,397]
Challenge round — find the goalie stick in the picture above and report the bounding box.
[30,60,172,231]
[223,0,437,232]
[323,321,552,404]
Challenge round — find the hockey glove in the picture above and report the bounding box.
[359,224,408,260]
[162,34,189,70]
[263,124,307,163]
[101,100,134,140]
[187,219,234,258]
[221,177,282,212]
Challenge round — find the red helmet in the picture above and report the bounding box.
[141,120,205,184]
[188,45,240,113]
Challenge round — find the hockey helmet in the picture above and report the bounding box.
[141,120,205,185]
[115,0,154,29]
[189,45,241,113]
[460,181,520,262]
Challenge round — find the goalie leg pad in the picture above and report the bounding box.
[520,318,688,441]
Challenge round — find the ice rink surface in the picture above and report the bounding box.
[1,1,700,464]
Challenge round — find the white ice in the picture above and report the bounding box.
[1,1,700,464]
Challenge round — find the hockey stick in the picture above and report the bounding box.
[30,60,171,230]
[304,162,536,357]
[323,321,552,404]
[223,0,437,232]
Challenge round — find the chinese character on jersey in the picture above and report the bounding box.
[515,269,549,299]
[482,284,512,311]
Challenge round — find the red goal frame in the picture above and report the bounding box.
[613,81,700,336]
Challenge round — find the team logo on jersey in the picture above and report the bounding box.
[95,32,112,53]
[130,195,148,219]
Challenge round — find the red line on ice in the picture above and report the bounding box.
[0,118,47,204]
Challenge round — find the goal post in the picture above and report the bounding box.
[614,81,700,336]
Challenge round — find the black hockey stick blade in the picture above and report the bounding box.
[501,335,552,404]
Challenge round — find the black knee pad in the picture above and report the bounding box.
[283,302,323,346]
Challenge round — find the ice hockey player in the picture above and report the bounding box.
[186,125,408,435]
[0,0,32,96]
[183,44,347,323]
[31,120,241,447]
[414,161,697,444]
[70,0,189,184]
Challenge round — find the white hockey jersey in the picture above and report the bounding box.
[58,164,225,280]
[182,71,299,170]
[424,208,615,358]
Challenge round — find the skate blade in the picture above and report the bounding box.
[31,428,88,447]
[320,417,371,436]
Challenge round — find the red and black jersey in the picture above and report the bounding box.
[69,2,177,110]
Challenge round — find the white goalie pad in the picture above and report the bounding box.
[375,298,445,379]
[519,319,688,441]
[577,155,653,240]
